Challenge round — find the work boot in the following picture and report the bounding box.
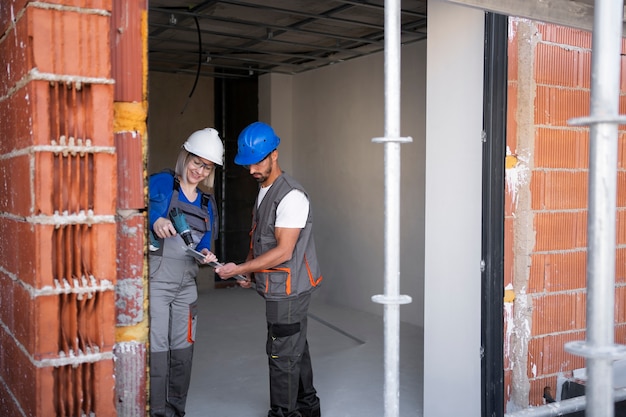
[298,408,321,417]
[267,409,302,417]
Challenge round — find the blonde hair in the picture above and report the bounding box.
[174,148,216,190]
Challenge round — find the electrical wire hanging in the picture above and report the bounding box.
[181,15,202,115]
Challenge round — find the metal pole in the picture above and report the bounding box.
[371,0,412,416]
[566,1,626,417]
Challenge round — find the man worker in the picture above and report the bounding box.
[215,121,323,417]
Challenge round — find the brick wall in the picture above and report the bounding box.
[110,0,149,415]
[0,0,148,415]
[505,18,626,409]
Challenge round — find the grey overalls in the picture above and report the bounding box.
[149,184,215,417]
[252,173,323,417]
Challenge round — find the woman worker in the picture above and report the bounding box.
[148,128,223,417]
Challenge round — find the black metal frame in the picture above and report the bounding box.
[481,12,508,417]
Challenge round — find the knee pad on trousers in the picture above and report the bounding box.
[269,322,301,338]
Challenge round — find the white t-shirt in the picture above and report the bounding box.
[257,185,309,228]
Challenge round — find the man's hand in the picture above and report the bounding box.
[215,263,252,288]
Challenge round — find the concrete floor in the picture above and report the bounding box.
[185,280,423,417]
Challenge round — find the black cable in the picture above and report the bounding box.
[181,15,202,114]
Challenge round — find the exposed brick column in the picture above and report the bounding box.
[110,0,149,416]
[505,19,626,409]
[0,1,117,416]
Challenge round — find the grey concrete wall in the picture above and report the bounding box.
[258,74,294,175]
[147,71,215,175]
[423,1,484,416]
[259,40,427,328]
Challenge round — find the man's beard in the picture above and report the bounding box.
[253,163,272,184]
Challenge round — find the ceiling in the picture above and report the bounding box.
[148,0,428,79]
[147,0,622,80]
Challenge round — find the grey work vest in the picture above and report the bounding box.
[252,173,323,299]
[153,186,215,260]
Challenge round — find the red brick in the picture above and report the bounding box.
[115,131,145,209]
[116,214,145,325]
[0,272,16,334]
[531,292,586,335]
[2,278,115,359]
[0,0,27,35]
[0,219,37,285]
[0,327,39,417]
[93,152,118,213]
[535,43,590,89]
[528,332,585,378]
[535,128,589,169]
[43,359,115,417]
[538,22,592,50]
[618,248,626,284]
[111,0,146,102]
[34,151,117,216]
[32,82,115,148]
[535,86,590,127]
[616,323,626,344]
[0,7,31,96]
[90,223,118,284]
[113,342,147,415]
[0,378,24,417]
[34,221,117,288]
[618,209,626,246]
[621,55,626,92]
[531,171,588,210]
[534,211,588,252]
[91,359,116,417]
[0,87,36,154]
[29,7,111,79]
[616,286,626,324]
[0,154,32,216]
[530,251,587,293]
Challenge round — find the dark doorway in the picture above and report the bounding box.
[214,76,259,271]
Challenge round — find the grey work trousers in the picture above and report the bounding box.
[266,292,321,417]
[149,255,199,417]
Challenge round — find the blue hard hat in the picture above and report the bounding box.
[234,122,280,165]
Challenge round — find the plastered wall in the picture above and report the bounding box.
[147,71,215,175]
[258,41,427,328]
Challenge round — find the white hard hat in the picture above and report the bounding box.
[183,128,224,166]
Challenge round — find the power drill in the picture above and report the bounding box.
[149,230,160,251]
[169,207,195,247]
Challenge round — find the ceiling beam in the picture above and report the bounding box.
[444,0,626,33]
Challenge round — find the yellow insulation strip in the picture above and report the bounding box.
[113,102,148,136]
[504,289,516,303]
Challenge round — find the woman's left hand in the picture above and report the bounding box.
[199,249,218,264]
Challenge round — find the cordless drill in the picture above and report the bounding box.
[149,230,160,251]
[169,207,195,247]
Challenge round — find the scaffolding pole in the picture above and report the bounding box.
[371,0,412,417]
[507,0,626,416]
